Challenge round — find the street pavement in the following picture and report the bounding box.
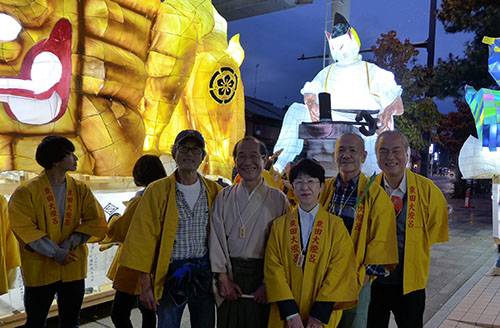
[45,175,498,328]
[424,176,498,327]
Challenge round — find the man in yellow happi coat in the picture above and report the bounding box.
[368,131,449,328]
[318,133,398,328]
[0,194,20,296]
[119,130,222,328]
[9,136,107,327]
[100,155,166,328]
[265,159,358,328]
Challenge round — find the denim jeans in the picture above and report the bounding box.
[496,254,500,267]
[157,256,215,328]
[24,279,84,328]
[157,288,215,328]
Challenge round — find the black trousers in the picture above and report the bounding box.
[110,290,156,328]
[217,258,269,328]
[368,282,425,328]
[24,279,84,328]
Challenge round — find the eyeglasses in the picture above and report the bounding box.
[293,179,320,188]
[177,146,202,155]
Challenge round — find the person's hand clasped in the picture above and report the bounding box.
[287,315,304,328]
[217,273,242,300]
[306,316,323,328]
[251,283,267,304]
[61,251,78,265]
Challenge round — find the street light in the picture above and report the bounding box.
[254,63,259,98]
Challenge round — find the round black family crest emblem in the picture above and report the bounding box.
[209,67,238,104]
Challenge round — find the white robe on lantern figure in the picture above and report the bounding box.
[274,13,404,175]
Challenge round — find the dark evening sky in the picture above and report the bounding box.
[226,0,473,114]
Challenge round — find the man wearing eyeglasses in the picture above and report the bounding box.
[120,130,222,328]
[368,130,448,328]
[318,132,398,328]
[209,136,289,328]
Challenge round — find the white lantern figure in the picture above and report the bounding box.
[274,13,404,175]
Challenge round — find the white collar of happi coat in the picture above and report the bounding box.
[298,203,320,223]
[298,203,320,246]
[383,170,407,199]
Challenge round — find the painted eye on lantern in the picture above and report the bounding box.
[0,13,22,42]
[31,52,63,94]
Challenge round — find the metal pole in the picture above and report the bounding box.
[427,0,437,68]
[419,0,437,177]
[253,64,259,98]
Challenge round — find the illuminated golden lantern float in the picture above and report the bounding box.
[0,0,245,178]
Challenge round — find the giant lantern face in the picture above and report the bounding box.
[0,0,245,177]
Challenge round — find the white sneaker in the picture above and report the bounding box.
[485,266,500,276]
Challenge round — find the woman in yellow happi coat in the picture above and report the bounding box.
[265,159,358,328]
[0,194,20,295]
[100,155,166,327]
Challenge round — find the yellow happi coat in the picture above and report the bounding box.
[233,169,282,190]
[119,173,221,300]
[318,173,398,290]
[265,207,358,328]
[9,171,107,287]
[100,195,142,295]
[375,169,449,294]
[266,166,283,190]
[0,195,20,295]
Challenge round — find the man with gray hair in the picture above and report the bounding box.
[209,136,289,328]
[368,130,449,328]
[319,132,398,328]
[120,130,222,328]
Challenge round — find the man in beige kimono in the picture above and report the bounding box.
[209,136,289,328]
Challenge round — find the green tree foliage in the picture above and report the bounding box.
[439,0,500,35]
[437,100,491,198]
[434,0,500,98]
[371,31,441,150]
[436,99,477,164]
